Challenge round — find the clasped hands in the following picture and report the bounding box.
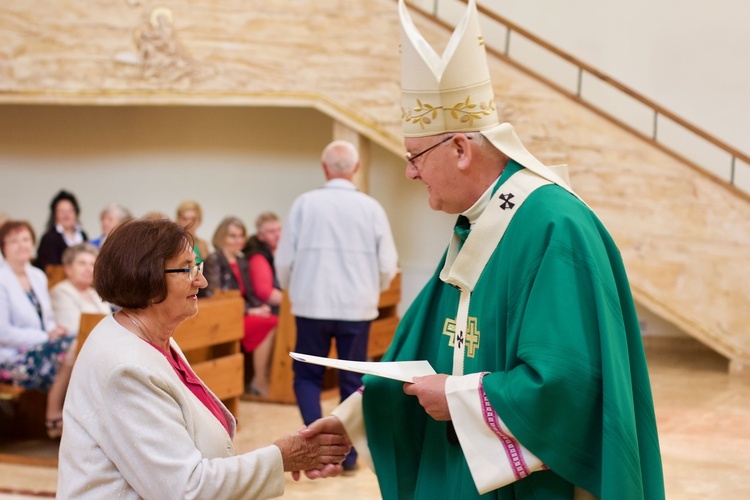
[274,374,450,480]
[274,416,352,480]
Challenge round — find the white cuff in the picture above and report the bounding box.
[446,373,544,494]
[330,389,374,471]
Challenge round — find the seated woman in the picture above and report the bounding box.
[0,220,77,439]
[35,190,88,271]
[204,217,278,391]
[89,203,132,248]
[50,243,112,337]
[57,218,349,498]
[242,212,284,396]
[175,200,210,263]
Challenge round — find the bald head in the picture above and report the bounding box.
[321,140,360,180]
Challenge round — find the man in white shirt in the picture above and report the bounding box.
[275,140,399,472]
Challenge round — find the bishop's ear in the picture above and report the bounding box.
[454,134,474,171]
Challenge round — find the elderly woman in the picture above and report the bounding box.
[89,203,132,248]
[204,217,278,392]
[0,220,76,439]
[35,190,88,271]
[50,243,111,336]
[57,218,349,498]
[176,200,210,263]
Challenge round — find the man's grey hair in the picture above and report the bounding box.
[321,140,359,175]
[466,131,486,147]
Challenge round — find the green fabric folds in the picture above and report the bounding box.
[362,163,664,499]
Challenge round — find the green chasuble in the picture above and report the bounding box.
[362,162,664,499]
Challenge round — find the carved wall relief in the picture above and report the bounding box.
[114,5,213,88]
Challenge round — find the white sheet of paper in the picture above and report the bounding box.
[289,352,436,383]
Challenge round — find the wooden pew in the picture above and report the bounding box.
[0,295,245,464]
[45,264,66,289]
[174,293,245,416]
[265,273,402,404]
[78,293,245,416]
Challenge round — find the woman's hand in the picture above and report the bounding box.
[48,325,68,340]
[246,304,271,317]
[273,416,351,477]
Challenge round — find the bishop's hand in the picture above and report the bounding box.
[403,374,450,421]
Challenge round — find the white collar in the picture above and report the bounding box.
[56,223,84,246]
[461,176,501,224]
[323,178,357,190]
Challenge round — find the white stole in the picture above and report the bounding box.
[439,168,552,376]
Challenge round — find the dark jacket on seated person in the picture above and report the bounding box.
[203,251,262,312]
[35,227,89,271]
[242,235,280,316]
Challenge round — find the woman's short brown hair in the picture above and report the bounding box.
[95,218,194,309]
[0,220,36,258]
[211,216,246,250]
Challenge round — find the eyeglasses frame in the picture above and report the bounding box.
[164,261,204,281]
[404,135,456,165]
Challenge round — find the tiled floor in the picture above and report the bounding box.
[1,337,749,499]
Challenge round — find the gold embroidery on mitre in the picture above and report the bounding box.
[442,317,481,358]
[402,99,442,128]
[403,96,496,129]
[478,35,484,47]
[449,96,495,127]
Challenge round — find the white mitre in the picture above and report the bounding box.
[399,0,574,190]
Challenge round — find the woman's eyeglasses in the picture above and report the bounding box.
[164,261,204,281]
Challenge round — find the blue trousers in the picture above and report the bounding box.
[293,316,370,467]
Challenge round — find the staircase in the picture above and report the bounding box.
[401,1,750,372]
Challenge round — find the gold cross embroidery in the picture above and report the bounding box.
[442,317,480,358]
[465,317,480,358]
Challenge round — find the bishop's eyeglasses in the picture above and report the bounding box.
[404,135,455,165]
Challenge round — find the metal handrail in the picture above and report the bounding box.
[408,0,749,189]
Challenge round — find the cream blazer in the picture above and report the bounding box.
[57,314,285,499]
[49,279,111,337]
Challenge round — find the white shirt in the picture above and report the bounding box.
[275,178,399,321]
[55,223,85,247]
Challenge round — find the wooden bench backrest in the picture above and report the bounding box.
[174,295,243,352]
[45,265,66,289]
[78,296,245,352]
[177,296,244,406]
[77,296,245,412]
[78,312,107,353]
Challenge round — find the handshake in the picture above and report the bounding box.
[273,416,352,480]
